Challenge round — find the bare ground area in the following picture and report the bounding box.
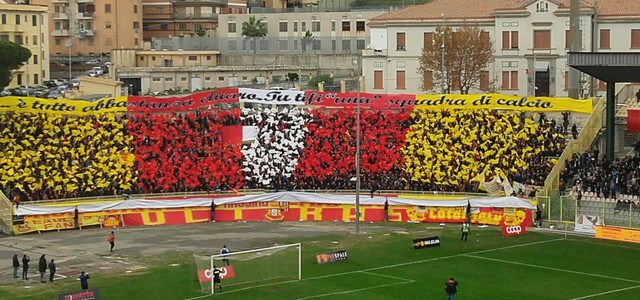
[0,221,405,289]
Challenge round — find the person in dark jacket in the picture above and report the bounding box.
[21,255,30,280]
[38,254,47,283]
[12,254,20,278]
[79,271,90,289]
[48,259,56,282]
[445,277,458,300]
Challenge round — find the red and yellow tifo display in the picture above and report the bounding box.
[11,192,534,235]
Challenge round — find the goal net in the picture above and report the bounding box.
[193,243,301,294]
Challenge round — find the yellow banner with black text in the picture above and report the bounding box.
[414,94,592,114]
[0,96,127,115]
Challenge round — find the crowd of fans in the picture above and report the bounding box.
[127,110,244,193]
[0,113,136,201]
[403,110,565,192]
[1,106,571,201]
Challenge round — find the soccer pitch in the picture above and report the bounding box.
[2,225,639,300]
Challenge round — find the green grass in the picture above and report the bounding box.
[2,225,640,300]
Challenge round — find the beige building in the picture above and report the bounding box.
[0,2,50,88]
[31,0,142,56]
[142,0,248,41]
[78,75,123,96]
[112,47,315,94]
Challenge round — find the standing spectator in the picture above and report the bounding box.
[460,222,470,242]
[572,124,578,139]
[384,198,389,222]
[21,254,30,280]
[38,254,47,283]
[79,271,90,290]
[445,277,459,300]
[12,254,20,278]
[220,245,230,266]
[210,200,216,222]
[74,206,79,229]
[48,259,56,282]
[107,231,115,252]
[636,88,640,103]
[535,206,543,228]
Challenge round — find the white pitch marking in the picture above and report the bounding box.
[359,271,414,282]
[292,281,413,300]
[569,285,640,300]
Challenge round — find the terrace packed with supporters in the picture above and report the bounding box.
[1,105,568,202]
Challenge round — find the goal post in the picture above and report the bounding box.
[193,243,302,295]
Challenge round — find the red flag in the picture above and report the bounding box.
[628,109,640,133]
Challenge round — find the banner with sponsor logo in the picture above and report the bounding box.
[413,94,592,114]
[315,250,348,265]
[595,226,640,244]
[413,236,441,249]
[501,225,527,236]
[575,214,601,234]
[57,288,101,300]
[197,266,236,283]
[0,96,127,115]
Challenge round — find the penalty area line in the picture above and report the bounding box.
[569,285,640,300]
[292,280,414,300]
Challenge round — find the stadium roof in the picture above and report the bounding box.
[568,52,640,82]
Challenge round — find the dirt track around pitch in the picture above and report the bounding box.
[0,221,402,287]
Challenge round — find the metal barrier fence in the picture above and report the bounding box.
[0,189,13,234]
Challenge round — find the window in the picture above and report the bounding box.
[423,32,433,50]
[205,76,211,82]
[564,71,569,90]
[501,71,518,90]
[33,55,38,64]
[134,5,138,14]
[228,22,236,33]
[356,39,365,50]
[356,21,365,32]
[179,23,187,30]
[33,74,39,85]
[206,55,211,60]
[632,29,640,49]
[279,21,287,33]
[312,40,321,50]
[151,56,156,61]
[32,15,37,26]
[188,55,197,61]
[312,21,320,32]
[342,39,351,52]
[481,31,490,48]
[140,56,144,61]
[331,21,336,32]
[396,71,406,89]
[242,76,248,81]
[331,39,336,51]
[228,40,237,50]
[480,71,489,90]
[565,30,582,49]
[152,77,161,82]
[181,77,187,82]
[165,77,173,82]
[15,14,20,25]
[0,35,8,41]
[218,76,225,81]
[536,1,549,12]
[1,14,5,25]
[396,32,406,50]
[423,71,433,90]
[533,30,551,49]
[260,39,268,50]
[301,21,306,32]
[105,4,112,13]
[14,35,22,45]
[374,70,383,89]
[163,59,172,67]
[341,21,350,32]
[16,74,22,85]
[106,22,111,29]
[502,31,518,49]
[293,22,298,32]
[279,40,287,51]
[55,38,61,45]
[133,22,140,29]
[32,35,37,45]
[599,29,610,49]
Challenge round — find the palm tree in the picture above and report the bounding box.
[242,16,267,63]
[301,30,313,54]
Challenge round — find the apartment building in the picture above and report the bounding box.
[0,2,50,88]
[142,0,248,41]
[31,0,142,56]
[363,0,640,97]
[216,10,386,55]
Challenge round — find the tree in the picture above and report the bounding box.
[0,41,31,90]
[242,16,267,58]
[308,74,333,90]
[418,26,493,94]
[301,30,313,54]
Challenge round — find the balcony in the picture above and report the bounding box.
[84,30,95,37]
[77,0,94,3]
[77,12,95,19]
[173,12,218,21]
[53,13,69,20]
[53,30,70,37]
[172,0,228,5]
[52,0,69,3]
